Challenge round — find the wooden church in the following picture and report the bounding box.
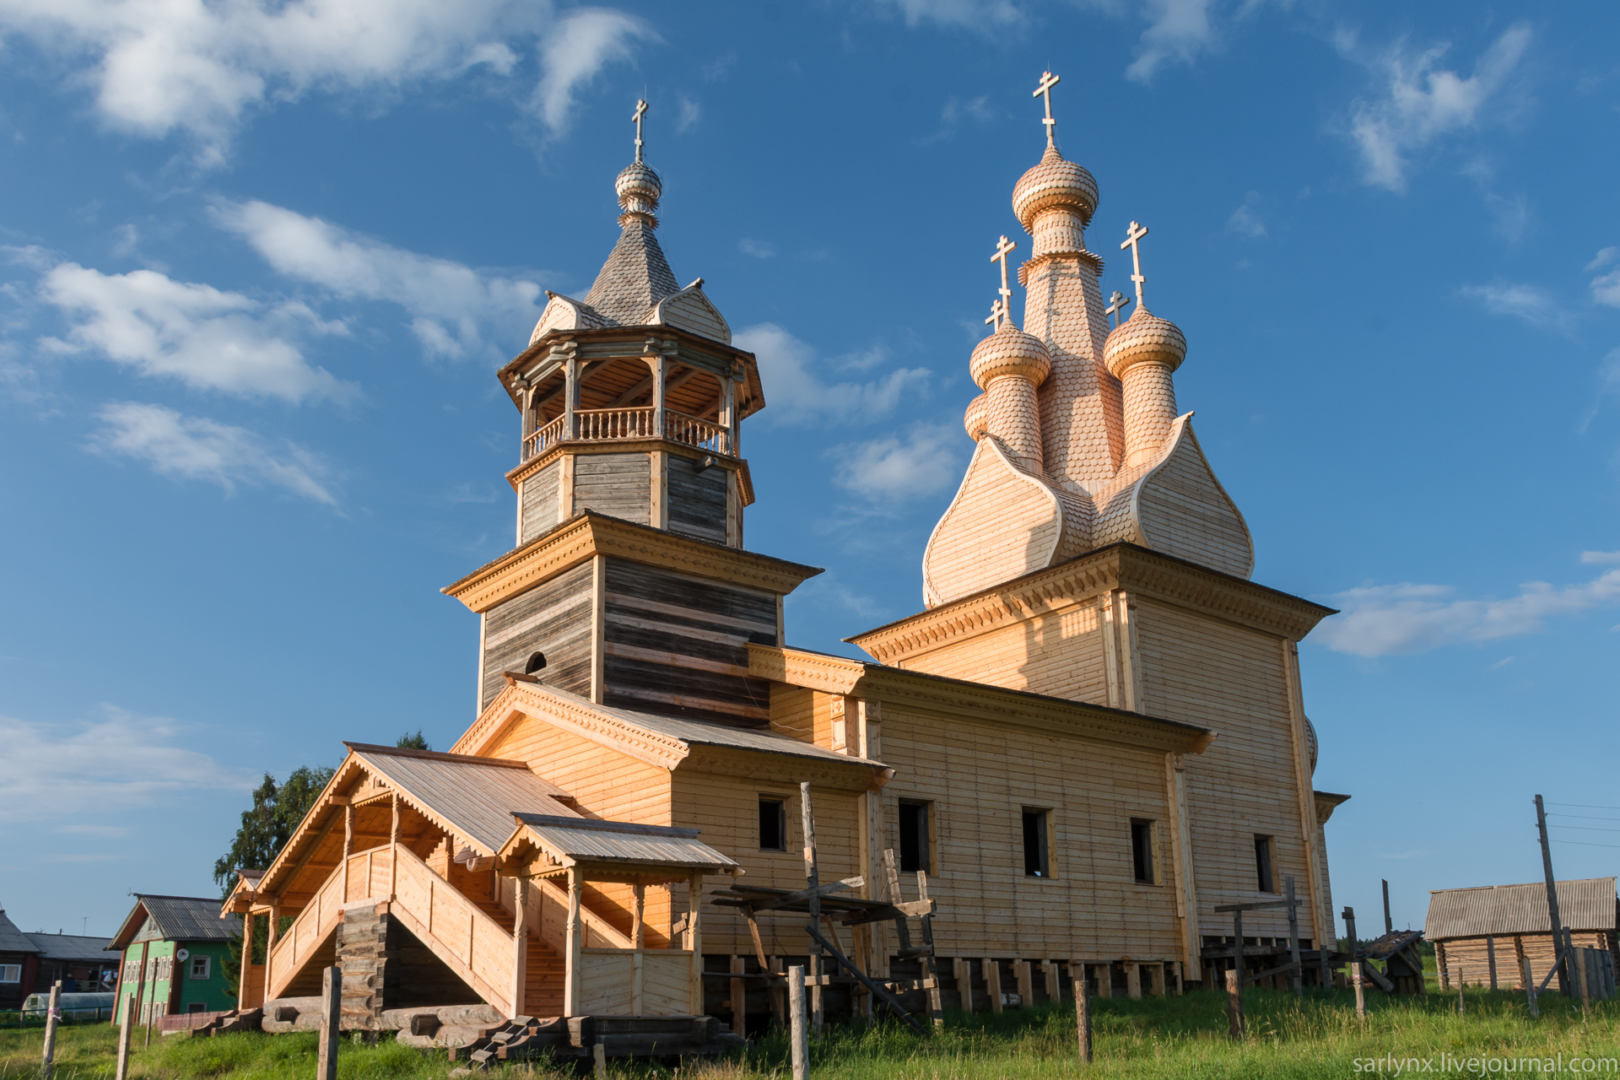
[224,75,1348,1046]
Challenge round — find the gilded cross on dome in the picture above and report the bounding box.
[1121,220,1150,307]
[632,98,648,162]
[990,235,1017,322]
[1033,71,1060,149]
[1106,289,1132,328]
[985,298,1007,331]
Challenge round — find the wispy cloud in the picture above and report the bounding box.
[533,8,657,134]
[213,199,542,362]
[1457,281,1575,337]
[1313,554,1620,657]
[1343,23,1532,192]
[675,95,701,135]
[93,401,338,505]
[921,94,994,144]
[0,705,256,822]
[1126,0,1217,84]
[876,0,1021,29]
[40,262,351,402]
[1588,247,1620,308]
[1226,191,1266,238]
[830,422,962,504]
[737,238,776,259]
[733,323,932,427]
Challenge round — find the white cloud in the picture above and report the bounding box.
[1126,0,1217,83]
[1587,248,1618,273]
[1314,557,1620,657]
[1345,23,1532,192]
[831,422,962,503]
[733,323,932,427]
[1226,191,1266,238]
[1582,550,1620,566]
[921,93,994,144]
[532,8,657,134]
[40,262,350,402]
[878,0,1021,28]
[0,705,255,822]
[0,0,652,159]
[675,95,701,135]
[213,199,542,362]
[1458,281,1575,337]
[738,238,776,259]
[93,401,338,505]
[1590,265,1620,309]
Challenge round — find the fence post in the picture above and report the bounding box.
[788,964,809,1080]
[41,980,61,1080]
[114,993,135,1080]
[1351,961,1366,1025]
[1225,968,1244,1040]
[1523,955,1539,1018]
[317,965,340,1080]
[1456,965,1465,1016]
[1074,972,1092,1064]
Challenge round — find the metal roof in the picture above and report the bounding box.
[1425,877,1619,941]
[0,910,38,955]
[25,932,115,963]
[349,744,580,854]
[112,896,242,949]
[509,813,739,873]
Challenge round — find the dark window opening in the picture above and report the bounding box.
[899,800,931,873]
[523,651,547,676]
[1022,808,1050,878]
[1131,818,1156,884]
[1255,834,1276,893]
[759,797,787,851]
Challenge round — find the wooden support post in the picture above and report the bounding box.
[1042,960,1059,1002]
[1576,948,1591,1010]
[768,956,785,1027]
[1320,945,1332,989]
[1074,972,1092,1064]
[239,911,256,1008]
[1225,968,1244,1040]
[689,872,704,1016]
[1382,878,1393,935]
[1351,961,1366,1024]
[317,966,340,1080]
[1534,795,1571,997]
[788,965,809,1080]
[1436,941,1450,990]
[915,871,944,1028]
[1523,956,1539,1019]
[984,959,1003,1013]
[1513,936,1527,990]
[511,877,528,1019]
[1342,906,1357,953]
[389,794,400,900]
[1487,936,1498,991]
[1016,960,1033,1008]
[41,980,60,1080]
[114,990,133,1080]
[800,782,823,1035]
[952,958,973,1012]
[1232,910,1244,987]
[564,869,583,1016]
[1456,966,1466,1015]
[1286,876,1303,998]
[631,884,645,948]
[730,955,747,1039]
[1095,962,1112,999]
[1124,963,1141,999]
[592,1042,607,1079]
[1172,961,1184,995]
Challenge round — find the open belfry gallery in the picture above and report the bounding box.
[225,73,1348,1044]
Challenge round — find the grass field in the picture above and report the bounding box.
[2,987,1615,1079]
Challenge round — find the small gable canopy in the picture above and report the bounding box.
[110,896,241,951]
[498,813,740,882]
[1425,877,1619,942]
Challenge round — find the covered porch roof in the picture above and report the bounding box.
[497,813,741,884]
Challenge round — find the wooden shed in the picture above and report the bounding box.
[1424,877,1619,990]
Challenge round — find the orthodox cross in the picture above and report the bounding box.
[632,98,648,162]
[990,235,1017,323]
[1106,290,1132,328]
[1121,220,1150,308]
[1033,71,1060,149]
[985,298,1007,331]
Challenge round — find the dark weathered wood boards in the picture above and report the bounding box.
[666,455,727,544]
[481,561,594,708]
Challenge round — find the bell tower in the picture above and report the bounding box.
[445,100,818,728]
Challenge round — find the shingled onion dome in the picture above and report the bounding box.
[1013,147,1099,230]
[614,160,662,225]
[964,392,990,442]
[1104,306,1187,469]
[969,322,1051,465]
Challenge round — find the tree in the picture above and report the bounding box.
[395,729,430,751]
[212,764,335,895]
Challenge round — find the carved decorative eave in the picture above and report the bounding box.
[849,542,1336,663]
[442,511,820,614]
[1314,790,1351,825]
[682,744,889,791]
[504,438,756,506]
[747,644,1214,756]
[454,679,693,768]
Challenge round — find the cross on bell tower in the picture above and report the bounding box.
[632,97,648,163]
[1033,71,1060,149]
[990,235,1017,326]
[1121,220,1150,308]
[1106,289,1132,328]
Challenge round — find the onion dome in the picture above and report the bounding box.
[969,322,1052,390]
[615,160,662,221]
[1103,306,1187,379]
[964,392,989,441]
[1012,147,1099,231]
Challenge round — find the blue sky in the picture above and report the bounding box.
[1,0,1616,945]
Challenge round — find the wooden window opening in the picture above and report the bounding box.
[1130,818,1157,884]
[1254,834,1276,893]
[758,796,787,851]
[899,799,932,874]
[1022,807,1051,878]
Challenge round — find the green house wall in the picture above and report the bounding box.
[113,927,237,1024]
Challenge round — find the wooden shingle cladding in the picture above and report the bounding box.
[479,560,594,710]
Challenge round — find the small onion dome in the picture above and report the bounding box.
[1012,146,1099,231]
[964,393,989,441]
[968,323,1052,390]
[1103,306,1187,379]
[615,160,662,216]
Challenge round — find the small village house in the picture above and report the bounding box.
[1424,877,1620,990]
[109,895,242,1025]
[0,911,115,1008]
[0,911,39,1011]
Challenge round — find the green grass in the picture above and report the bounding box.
[3,989,1616,1079]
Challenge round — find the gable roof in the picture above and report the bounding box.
[26,932,115,963]
[110,896,241,950]
[346,743,580,854]
[583,219,680,325]
[0,910,38,955]
[502,813,740,876]
[1425,877,1619,940]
